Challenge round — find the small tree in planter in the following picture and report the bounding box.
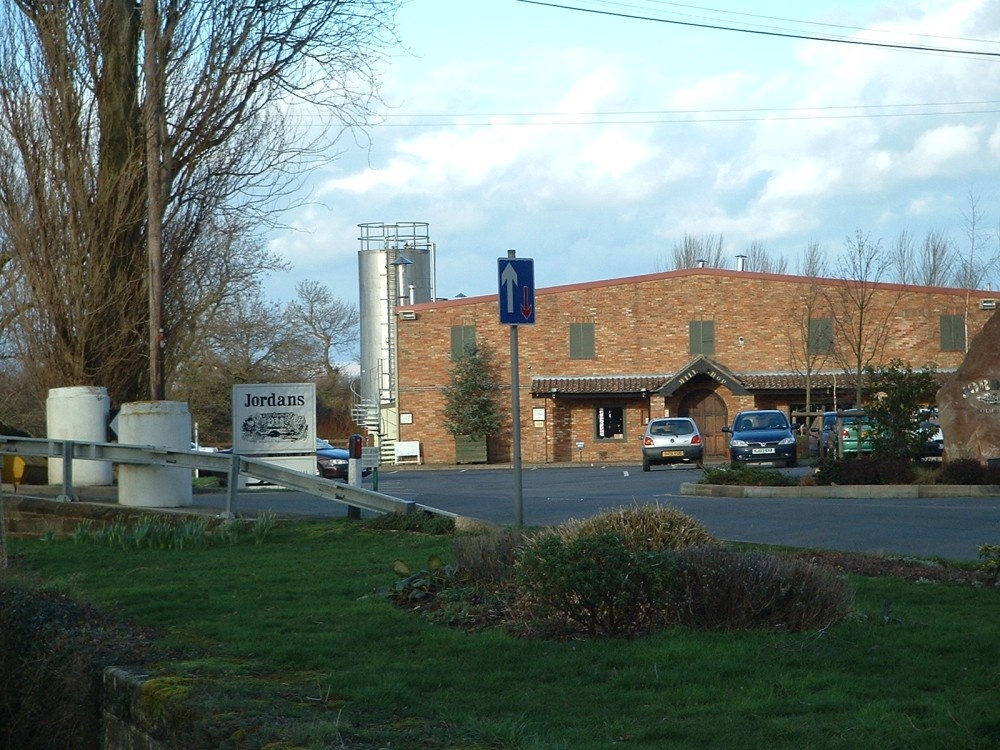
[864,359,938,461]
[442,342,507,463]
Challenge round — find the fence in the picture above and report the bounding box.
[0,436,436,520]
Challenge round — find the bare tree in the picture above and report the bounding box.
[917,229,955,287]
[284,280,360,378]
[174,282,315,445]
[826,229,899,406]
[742,240,788,274]
[664,234,727,270]
[785,242,831,416]
[796,241,828,278]
[0,0,399,414]
[890,230,916,285]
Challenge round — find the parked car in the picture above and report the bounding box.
[921,420,944,461]
[723,410,798,467]
[808,411,838,457]
[211,439,369,484]
[831,410,874,455]
[641,417,703,470]
[316,438,351,480]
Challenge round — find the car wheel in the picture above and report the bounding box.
[642,458,651,472]
[787,456,798,468]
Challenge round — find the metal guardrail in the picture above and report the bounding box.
[0,436,429,519]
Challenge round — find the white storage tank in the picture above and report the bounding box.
[117,401,193,508]
[46,386,113,486]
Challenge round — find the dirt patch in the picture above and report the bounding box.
[789,549,990,586]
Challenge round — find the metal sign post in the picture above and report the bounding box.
[498,250,535,527]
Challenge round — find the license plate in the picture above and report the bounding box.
[751,447,775,455]
[661,450,684,457]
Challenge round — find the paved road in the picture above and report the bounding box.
[193,464,1000,561]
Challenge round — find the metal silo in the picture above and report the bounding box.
[357,222,435,459]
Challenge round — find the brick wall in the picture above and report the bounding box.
[395,268,993,464]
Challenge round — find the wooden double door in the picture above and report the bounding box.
[679,389,729,458]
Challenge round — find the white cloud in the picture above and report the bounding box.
[264,0,1000,308]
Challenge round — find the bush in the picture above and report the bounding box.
[452,528,528,586]
[978,544,1000,586]
[936,458,1000,485]
[366,510,455,535]
[513,531,680,639]
[671,547,855,632]
[813,456,915,485]
[539,504,718,551]
[0,577,173,750]
[701,464,798,487]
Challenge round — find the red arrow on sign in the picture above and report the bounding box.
[521,285,533,319]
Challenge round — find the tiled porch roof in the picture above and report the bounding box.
[531,370,860,397]
[531,375,669,396]
[531,368,951,397]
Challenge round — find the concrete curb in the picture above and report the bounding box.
[680,482,1000,498]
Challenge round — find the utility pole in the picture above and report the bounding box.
[143,0,165,400]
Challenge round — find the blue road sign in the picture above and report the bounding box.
[498,257,535,325]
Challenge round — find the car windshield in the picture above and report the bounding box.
[737,415,788,431]
[649,420,693,436]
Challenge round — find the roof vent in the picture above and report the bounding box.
[980,299,997,310]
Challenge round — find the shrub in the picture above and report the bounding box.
[978,544,1000,586]
[813,456,914,485]
[452,528,528,586]
[936,458,1000,485]
[539,504,718,551]
[0,577,173,750]
[366,510,455,535]
[701,464,798,487]
[671,547,855,632]
[513,531,680,639]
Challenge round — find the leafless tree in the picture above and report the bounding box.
[663,234,727,270]
[954,193,1000,292]
[285,280,360,378]
[826,229,899,406]
[0,0,399,417]
[796,241,828,278]
[890,230,917,285]
[916,230,955,287]
[742,240,788,274]
[785,242,832,416]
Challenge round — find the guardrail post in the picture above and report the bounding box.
[223,453,239,519]
[57,440,76,502]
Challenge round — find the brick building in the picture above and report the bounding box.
[392,267,995,465]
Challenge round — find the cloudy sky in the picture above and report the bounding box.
[267,0,1000,308]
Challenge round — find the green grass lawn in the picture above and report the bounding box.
[7,520,1000,749]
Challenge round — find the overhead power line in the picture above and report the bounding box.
[516,0,1000,59]
[371,100,1000,127]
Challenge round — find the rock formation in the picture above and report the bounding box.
[938,310,1000,464]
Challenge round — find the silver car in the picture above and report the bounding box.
[641,417,704,471]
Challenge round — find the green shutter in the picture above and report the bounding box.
[808,318,833,355]
[689,320,714,355]
[940,315,965,351]
[570,322,595,359]
[450,325,476,359]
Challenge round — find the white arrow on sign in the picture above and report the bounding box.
[500,261,518,314]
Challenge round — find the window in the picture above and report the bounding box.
[940,315,965,352]
[595,405,625,440]
[569,322,595,359]
[689,319,714,355]
[808,317,834,355]
[450,325,476,359]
